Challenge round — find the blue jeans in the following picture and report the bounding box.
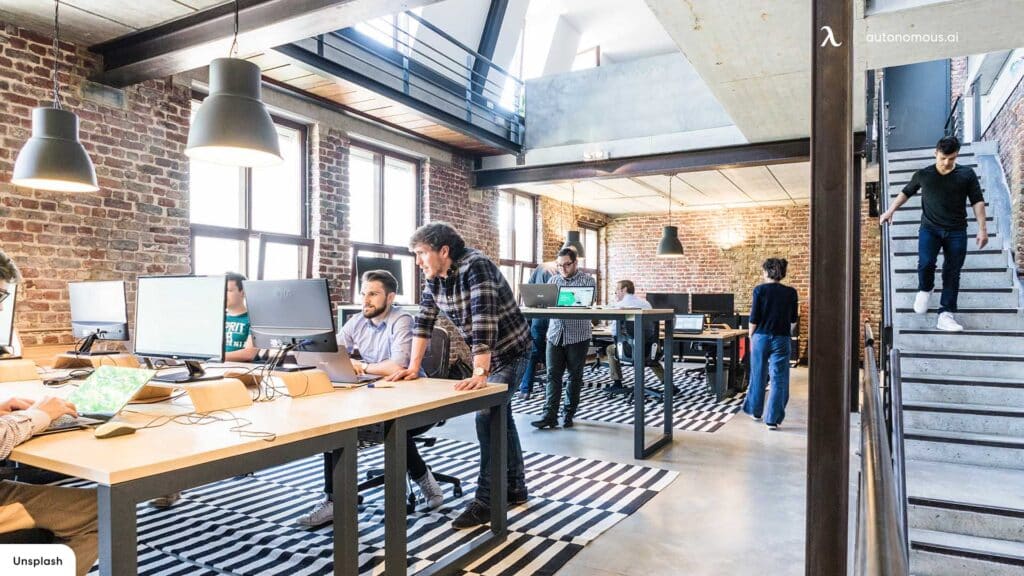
[544,340,589,420]
[519,319,548,394]
[918,226,967,314]
[475,353,528,507]
[743,334,791,425]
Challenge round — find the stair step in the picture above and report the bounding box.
[910,529,1024,575]
[886,149,976,161]
[906,460,1024,515]
[893,309,1022,330]
[901,350,1024,378]
[890,215,993,226]
[894,289,1018,309]
[888,160,978,173]
[891,251,1007,268]
[896,330,1024,354]
[909,498,1024,545]
[884,194,986,210]
[891,204,991,223]
[904,401,1024,435]
[891,269,1012,290]
[890,221,991,236]
[901,373,1024,407]
[904,428,1024,469]
[891,235,1003,252]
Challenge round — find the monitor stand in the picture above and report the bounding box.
[151,360,220,384]
[68,332,119,356]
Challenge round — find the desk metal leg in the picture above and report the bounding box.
[97,484,137,576]
[715,340,725,401]
[634,316,671,459]
[728,337,739,396]
[385,420,409,576]
[332,430,359,576]
[663,325,674,437]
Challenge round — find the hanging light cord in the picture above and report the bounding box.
[52,0,62,109]
[229,0,240,57]
[668,175,673,221]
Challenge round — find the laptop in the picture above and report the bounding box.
[293,347,382,385]
[674,314,705,334]
[520,284,559,308]
[556,286,596,308]
[40,366,157,434]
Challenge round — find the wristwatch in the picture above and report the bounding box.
[473,366,490,377]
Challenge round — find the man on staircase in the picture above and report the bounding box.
[879,135,987,332]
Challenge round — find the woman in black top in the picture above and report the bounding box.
[742,258,799,429]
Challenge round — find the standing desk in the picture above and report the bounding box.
[521,307,675,459]
[671,329,748,400]
[6,378,508,576]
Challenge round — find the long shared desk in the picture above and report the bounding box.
[4,374,509,576]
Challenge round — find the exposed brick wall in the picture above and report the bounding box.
[0,22,191,346]
[312,124,350,304]
[980,76,1024,272]
[861,196,882,359]
[422,156,499,260]
[950,56,969,106]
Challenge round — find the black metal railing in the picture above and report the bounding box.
[944,95,964,140]
[856,324,910,575]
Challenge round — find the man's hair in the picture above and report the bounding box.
[617,280,635,294]
[763,258,788,281]
[409,222,466,260]
[556,247,578,262]
[362,269,398,295]
[936,136,961,155]
[0,249,22,284]
[226,272,246,292]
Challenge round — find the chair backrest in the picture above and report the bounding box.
[421,326,451,378]
[617,338,661,365]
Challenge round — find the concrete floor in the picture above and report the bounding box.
[437,366,820,576]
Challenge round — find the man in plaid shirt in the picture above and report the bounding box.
[532,247,596,429]
[388,222,531,530]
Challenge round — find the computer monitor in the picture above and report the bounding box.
[134,275,226,383]
[691,293,735,316]
[68,280,129,355]
[355,256,404,294]
[0,283,17,358]
[245,279,338,355]
[646,292,690,314]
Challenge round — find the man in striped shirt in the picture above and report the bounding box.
[532,248,596,429]
[387,223,531,530]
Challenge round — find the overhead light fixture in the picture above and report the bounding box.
[657,174,684,257]
[11,0,98,193]
[186,1,282,167]
[561,183,586,257]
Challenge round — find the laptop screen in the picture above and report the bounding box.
[674,314,705,333]
[556,286,595,307]
[67,366,156,415]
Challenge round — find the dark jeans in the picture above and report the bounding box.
[544,340,589,420]
[323,423,432,501]
[475,354,528,507]
[918,225,967,314]
[519,319,549,394]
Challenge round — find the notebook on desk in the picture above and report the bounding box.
[38,365,156,434]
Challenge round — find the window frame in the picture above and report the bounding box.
[188,92,312,279]
[347,141,423,302]
[578,223,601,299]
[497,190,538,299]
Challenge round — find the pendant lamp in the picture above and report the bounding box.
[186,1,282,167]
[11,0,98,193]
[561,183,586,257]
[657,175,684,257]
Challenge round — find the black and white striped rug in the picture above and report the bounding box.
[82,438,677,575]
[515,363,746,433]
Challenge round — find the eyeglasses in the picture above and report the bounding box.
[555,262,576,269]
[0,288,9,305]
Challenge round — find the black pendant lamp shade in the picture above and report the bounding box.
[186,58,282,167]
[562,230,585,257]
[657,174,684,257]
[12,107,98,192]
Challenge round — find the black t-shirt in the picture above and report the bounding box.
[901,165,983,231]
[749,282,799,337]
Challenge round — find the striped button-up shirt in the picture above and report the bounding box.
[546,271,596,346]
[413,249,530,371]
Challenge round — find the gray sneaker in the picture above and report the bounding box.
[149,492,180,509]
[414,469,444,510]
[296,498,333,528]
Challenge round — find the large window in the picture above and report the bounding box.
[348,144,421,304]
[189,100,312,280]
[498,190,537,298]
[579,225,601,298]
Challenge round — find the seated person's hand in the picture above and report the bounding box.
[31,396,79,422]
[386,367,419,382]
[0,397,33,416]
[350,360,365,376]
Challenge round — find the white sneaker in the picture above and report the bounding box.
[414,469,444,510]
[913,290,931,314]
[296,498,333,528]
[936,312,964,332]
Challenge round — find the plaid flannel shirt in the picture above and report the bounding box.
[413,249,530,371]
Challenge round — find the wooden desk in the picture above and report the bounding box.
[521,307,675,459]
[5,377,508,576]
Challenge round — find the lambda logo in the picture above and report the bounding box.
[820,26,842,47]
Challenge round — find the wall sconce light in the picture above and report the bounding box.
[715,228,746,250]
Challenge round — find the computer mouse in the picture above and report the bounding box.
[93,422,137,439]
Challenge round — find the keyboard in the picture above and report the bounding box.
[40,414,103,434]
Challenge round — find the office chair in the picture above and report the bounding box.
[607,320,664,403]
[358,326,463,511]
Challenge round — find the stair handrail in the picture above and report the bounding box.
[944,95,964,140]
[856,324,910,576]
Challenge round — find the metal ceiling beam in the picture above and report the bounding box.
[471,0,509,101]
[90,0,437,87]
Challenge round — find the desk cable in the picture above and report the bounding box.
[124,409,276,442]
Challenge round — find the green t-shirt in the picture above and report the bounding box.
[225,311,250,353]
